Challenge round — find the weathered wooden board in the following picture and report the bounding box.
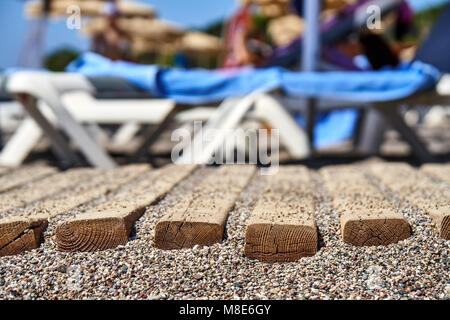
[0,216,48,257]
[0,168,100,214]
[371,163,449,240]
[244,166,318,262]
[321,165,410,246]
[55,164,196,252]
[0,164,150,256]
[154,165,256,250]
[0,164,58,193]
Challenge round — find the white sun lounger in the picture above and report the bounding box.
[3,72,175,169]
[178,72,450,165]
[3,72,310,168]
[0,90,175,167]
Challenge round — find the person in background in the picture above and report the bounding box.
[92,0,133,61]
[359,32,400,70]
[222,1,272,68]
[222,1,254,67]
[356,0,414,70]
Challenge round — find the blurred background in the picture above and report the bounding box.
[0,0,445,71]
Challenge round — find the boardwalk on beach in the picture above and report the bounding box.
[0,161,448,261]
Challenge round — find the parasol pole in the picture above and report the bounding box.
[301,0,321,153]
[302,0,321,72]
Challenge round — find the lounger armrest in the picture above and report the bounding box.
[7,72,95,98]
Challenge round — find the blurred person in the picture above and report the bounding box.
[222,1,272,68]
[92,0,133,61]
[222,1,254,67]
[359,32,400,70]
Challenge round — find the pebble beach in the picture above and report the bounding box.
[0,165,448,300]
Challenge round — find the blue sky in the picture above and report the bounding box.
[0,0,238,69]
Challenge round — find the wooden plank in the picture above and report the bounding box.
[18,164,151,219]
[0,167,101,214]
[154,165,256,250]
[55,164,196,252]
[421,163,450,185]
[244,166,317,262]
[0,164,150,257]
[0,216,48,257]
[371,163,449,240]
[321,165,410,246]
[0,164,58,193]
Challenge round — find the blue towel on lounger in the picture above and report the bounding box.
[66,53,440,148]
[67,53,440,104]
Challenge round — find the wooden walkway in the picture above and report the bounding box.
[0,161,448,262]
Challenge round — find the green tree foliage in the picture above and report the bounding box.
[44,48,80,72]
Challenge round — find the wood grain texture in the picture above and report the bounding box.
[0,216,48,257]
[0,164,58,193]
[0,167,100,214]
[56,164,196,252]
[244,166,317,262]
[321,165,410,246]
[371,163,449,240]
[154,165,256,250]
[0,164,150,256]
[421,163,450,185]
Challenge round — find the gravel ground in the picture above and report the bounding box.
[0,166,448,300]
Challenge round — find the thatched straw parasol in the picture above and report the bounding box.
[83,16,221,55]
[83,17,184,40]
[324,0,359,11]
[131,37,178,54]
[179,32,222,55]
[259,3,289,17]
[129,31,222,55]
[25,0,156,19]
[130,32,222,55]
[267,14,305,46]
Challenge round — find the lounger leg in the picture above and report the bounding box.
[0,117,43,167]
[51,106,117,169]
[305,100,317,153]
[254,94,310,159]
[375,104,434,162]
[176,93,262,164]
[16,94,82,166]
[85,123,110,146]
[133,107,181,161]
[355,108,387,155]
[167,98,240,163]
[111,122,141,147]
[35,89,117,170]
[6,72,117,169]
